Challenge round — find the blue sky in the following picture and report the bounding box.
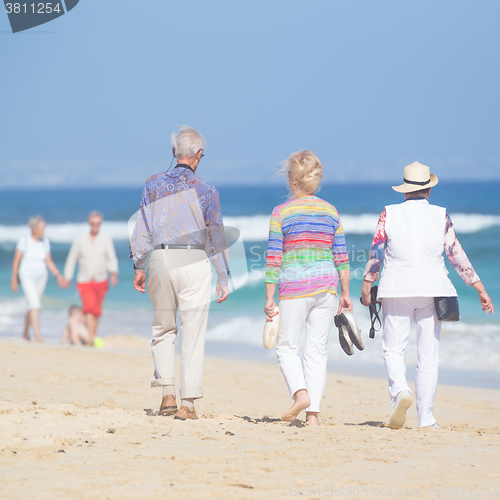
[1,0,499,187]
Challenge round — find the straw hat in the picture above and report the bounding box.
[392,161,439,193]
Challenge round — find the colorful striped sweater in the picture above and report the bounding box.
[265,196,350,300]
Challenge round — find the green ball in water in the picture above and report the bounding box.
[94,337,105,349]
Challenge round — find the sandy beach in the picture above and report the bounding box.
[1,337,499,500]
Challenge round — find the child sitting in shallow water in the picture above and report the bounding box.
[61,305,93,346]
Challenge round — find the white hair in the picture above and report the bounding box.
[28,215,45,229]
[171,125,206,159]
[88,210,103,220]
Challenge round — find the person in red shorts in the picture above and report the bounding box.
[62,211,119,340]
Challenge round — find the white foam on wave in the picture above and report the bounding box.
[1,301,499,372]
[0,222,131,244]
[0,213,499,245]
[223,216,272,242]
[343,214,500,235]
[0,298,27,326]
[226,213,500,240]
[203,309,500,372]
[0,307,154,339]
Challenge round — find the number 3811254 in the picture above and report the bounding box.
[5,3,62,14]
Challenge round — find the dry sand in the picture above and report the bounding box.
[1,336,499,499]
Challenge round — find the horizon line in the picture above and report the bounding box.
[1,178,500,191]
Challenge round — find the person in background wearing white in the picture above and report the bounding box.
[11,215,66,342]
[361,162,494,430]
[62,211,119,341]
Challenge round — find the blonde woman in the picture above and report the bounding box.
[264,151,352,425]
[11,215,66,342]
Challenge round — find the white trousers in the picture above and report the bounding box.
[276,292,337,413]
[381,297,441,427]
[147,249,212,400]
[20,274,48,310]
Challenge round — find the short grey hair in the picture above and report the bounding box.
[171,125,206,159]
[28,215,45,229]
[88,211,103,220]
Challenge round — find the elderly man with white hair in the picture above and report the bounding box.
[63,211,119,341]
[130,125,229,421]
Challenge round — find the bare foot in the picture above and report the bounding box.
[282,390,310,422]
[22,332,31,341]
[306,412,321,426]
[35,336,43,343]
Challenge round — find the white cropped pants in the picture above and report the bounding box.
[20,274,48,310]
[276,292,337,413]
[381,297,441,427]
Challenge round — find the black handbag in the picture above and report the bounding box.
[434,296,460,322]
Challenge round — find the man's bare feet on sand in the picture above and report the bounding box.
[306,412,321,426]
[282,389,310,422]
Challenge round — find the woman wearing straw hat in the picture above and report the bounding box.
[264,150,352,426]
[361,162,494,430]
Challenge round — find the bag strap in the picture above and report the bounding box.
[368,286,382,338]
[359,285,382,338]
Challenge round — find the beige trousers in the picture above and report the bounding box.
[148,249,212,400]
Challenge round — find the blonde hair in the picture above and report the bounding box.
[281,150,323,197]
[68,305,82,316]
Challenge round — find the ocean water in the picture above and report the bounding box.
[1,182,499,379]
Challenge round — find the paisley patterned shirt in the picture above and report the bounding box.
[130,165,229,286]
[363,204,479,286]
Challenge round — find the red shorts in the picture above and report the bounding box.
[76,280,108,317]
